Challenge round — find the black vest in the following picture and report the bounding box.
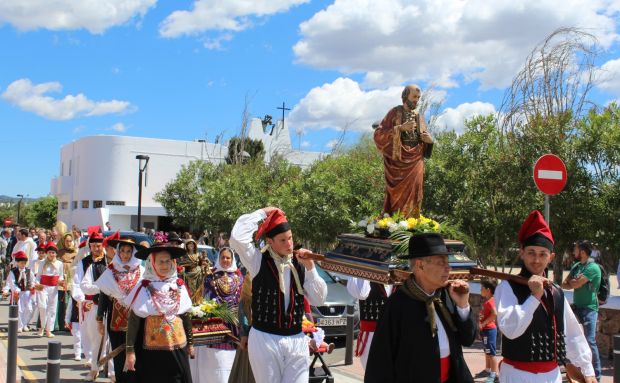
[252,252,306,336]
[81,255,107,305]
[11,267,32,291]
[502,270,567,363]
[360,283,392,322]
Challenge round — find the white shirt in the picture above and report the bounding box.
[230,209,327,308]
[346,277,393,300]
[3,267,35,293]
[12,238,36,264]
[35,259,64,282]
[495,280,595,378]
[80,264,101,296]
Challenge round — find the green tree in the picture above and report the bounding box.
[281,136,384,250]
[225,137,265,164]
[24,196,58,228]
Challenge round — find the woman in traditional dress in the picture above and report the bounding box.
[179,239,206,304]
[95,237,145,383]
[124,243,194,383]
[228,273,255,383]
[190,247,243,383]
[57,233,76,331]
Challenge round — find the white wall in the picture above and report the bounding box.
[52,124,325,230]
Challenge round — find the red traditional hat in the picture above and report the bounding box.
[518,210,554,251]
[13,251,28,261]
[46,241,58,252]
[36,242,47,252]
[78,240,87,249]
[103,230,120,248]
[87,225,101,236]
[255,209,291,241]
[89,231,104,243]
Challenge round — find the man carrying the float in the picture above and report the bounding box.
[346,277,395,369]
[230,207,327,383]
[365,233,476,383]
[495,211,595,383]
[2,251,35,332]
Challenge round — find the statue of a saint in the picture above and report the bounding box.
[374,85,433,218]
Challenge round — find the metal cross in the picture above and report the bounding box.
[277,102,291,126]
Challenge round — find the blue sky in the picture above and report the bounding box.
[1,0,619,198]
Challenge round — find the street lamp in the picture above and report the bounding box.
[135,155,150,232]
[16,194,24,225]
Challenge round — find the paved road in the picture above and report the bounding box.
[1,298,615,382]
[0,300,112,383]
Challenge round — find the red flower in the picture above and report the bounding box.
[108,264,116,271]
[162,324,171,332]
[176,265,184,273]
[141,280,151,287]
[176,278,185,286]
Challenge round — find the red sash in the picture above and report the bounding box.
[355,320,377,357]
[40,275,59,287]
[84,294,96,301]
[502,358,557,373]
[360,319,377,332]
[440,356,450,383]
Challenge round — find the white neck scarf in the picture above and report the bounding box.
[267,246,304,296]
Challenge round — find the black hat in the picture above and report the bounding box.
[167,232,183,244]
[135,243,186,260]
[399,233,449,259]
[108,237,146,252]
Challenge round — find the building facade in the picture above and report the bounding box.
[50,118,324,231]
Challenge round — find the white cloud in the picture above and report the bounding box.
[325,139,339,149]
[203,33,233,50]
[294,0,619,89]
[288,77,402,133]
[301,140,310,148]
[289,77,446,133]
[1,78,134,121]
[111,123,127,132]
[160,0,308,38]
[595,58,620,95]
[434,102,497,133]
[0,0,156,34]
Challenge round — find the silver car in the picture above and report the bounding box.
[309,266,360,338]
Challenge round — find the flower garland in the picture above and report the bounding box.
[354,212,441,238]
[189,298,238,327]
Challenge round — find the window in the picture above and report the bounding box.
[60,202,68,210]
[93,200,103,208]
[72,201,77,210]
[81,200,89,209]
[106,201,126,206]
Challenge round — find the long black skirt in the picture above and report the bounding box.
[134,318,192,383]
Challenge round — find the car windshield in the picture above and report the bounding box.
[316,266,336,283]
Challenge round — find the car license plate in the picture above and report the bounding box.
[317,317,347,326]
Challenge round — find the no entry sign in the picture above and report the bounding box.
[533,154,567,195]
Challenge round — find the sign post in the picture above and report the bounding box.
[533,154,567,223]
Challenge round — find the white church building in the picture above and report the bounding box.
[50,118,325,231]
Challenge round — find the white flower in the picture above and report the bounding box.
[398,221,409,230]
[366,224,375,234]
[383,213,390,218]
[191,307,204,318]
[358,219,368,228]
[388,224,398,233]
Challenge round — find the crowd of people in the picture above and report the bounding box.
[0,207,612,383]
